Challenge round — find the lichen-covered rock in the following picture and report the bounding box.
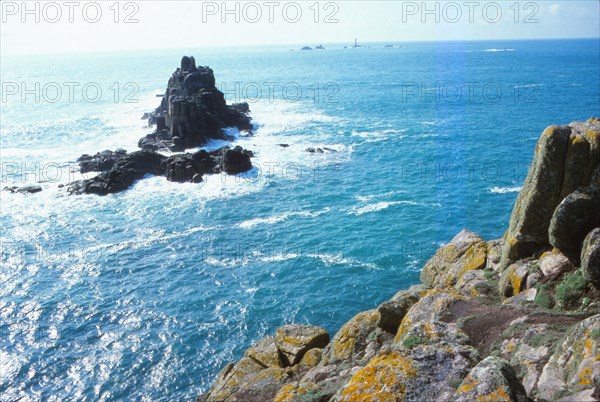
[455,269,496,297]
[297,348,322,369]
[420,230,487,289]
[231,367,291,402]
[537,314,600,400]
[275,325,330,367]
[501,125,572,265]
[322,310,388,365]
[205,357,265,401]
[377,286,422,333]
[570,117,600,184]
[499,261,529,298]
[334,351,417,401]
[394,320,470,348]
[499,322,560,397]
[549,183,600,252]
[486,239,504,271]
[502,287,537,307]
[394,289,464,342]
[244,336,282,368]
[582,228,600,284]
[453,356,530,402]
[560,132,591,198]
[273,382,321,402]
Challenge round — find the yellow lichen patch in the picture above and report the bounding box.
[299,348,322,367]
[578,367,593,386]
[456,376,479,393]
[476,386,511,401]
[328,310,379,363]
[274,384,297,402]
[583,338,595,358]
[274,382,317,402]
[395,314,412,343]
[338,352,417,402]
[510,271,523,295]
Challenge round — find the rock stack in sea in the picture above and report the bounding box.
[139,55,252,152]
[198,118,600,402]
[67,57,254,195]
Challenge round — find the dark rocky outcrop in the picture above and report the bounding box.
[68,57,255,195]
[77,149,127,173]
[199,119,600,402]
[3,185,42,194]
[69,150,167,195]
[501,118,600,267]
[141,56,252,152]
[582,228,600,284]
[69,146,253,195]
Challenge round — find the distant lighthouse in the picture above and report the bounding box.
[353,38,362,48]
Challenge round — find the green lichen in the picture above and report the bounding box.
[590,328,600,339]
[534,284,554,309]
[556,269,589,310]
[402,335,425,349]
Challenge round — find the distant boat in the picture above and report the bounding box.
[300,46,313,51]
[384,44,394,48]
[352,38,362,48]
[316,45,325,50]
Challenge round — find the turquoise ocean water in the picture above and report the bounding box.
[1,39,599,400]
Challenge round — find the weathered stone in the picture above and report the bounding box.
[453,356,529,402]
[394,320,470,348]
[486,239,504,271]
[244,336,282,368]
[502,287,537,307]
[298,348,322,368]
[499,321,566,399]
[206,357,265,401]
[538,249,575,277]
[560,132,590,198]
[322,310,382,365]
[231,367,291,402]
[499,261,529,298]
[570,117,600,184]
[394,289,464,342]
[421,230,487,289]
[549,183,600,252]
[582,228,600,283]
[501,125,572,265]
[377,287,421,333]
[275,325,330,367]
[333,351,417,401]
[537,314,600,400]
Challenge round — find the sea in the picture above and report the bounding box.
[1,39,599,400]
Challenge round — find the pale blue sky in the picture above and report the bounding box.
[1,1,599,55]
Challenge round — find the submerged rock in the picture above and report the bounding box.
[3,185,43,194]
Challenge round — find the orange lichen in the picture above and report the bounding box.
[578,367,593,386]
[476,386,511,401]
[456,376,478,393]
[338,353,416,401]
